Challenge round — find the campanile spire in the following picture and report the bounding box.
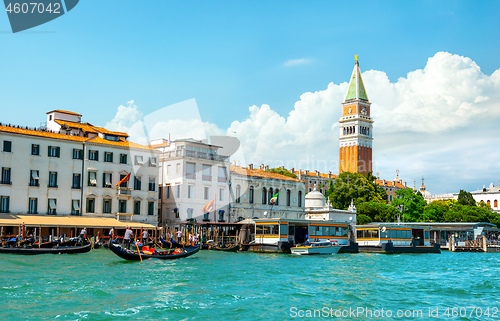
[339,56,373,175]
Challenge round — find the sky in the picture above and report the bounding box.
[1,1,499,195]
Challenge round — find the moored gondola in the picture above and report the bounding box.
[110,244,200,261]
[0,243,92,255]
[208,244,240,252]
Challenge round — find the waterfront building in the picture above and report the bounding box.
[339,56,373,175]
[375,171,407,204]
[153,138,231,226]
[304,186,357,223]
[0,110,159,226]
[469,182,500,213]
[291,168,336,195]
[230,164,306,221]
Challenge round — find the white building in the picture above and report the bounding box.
[230,164,306,220]
[304,186,357,223]
[153,138,231,226]
[0,110,159,225]
[470,182,500,213]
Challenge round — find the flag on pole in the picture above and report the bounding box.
[270,192,279,205]
[115,172,131,187]
[201,199,214,213]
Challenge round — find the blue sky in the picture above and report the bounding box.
[1,1,500,194]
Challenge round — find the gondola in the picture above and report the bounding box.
[159,239,187,248]
[208,244,240,252]
[110,244,200,261]
[0,243,92,255]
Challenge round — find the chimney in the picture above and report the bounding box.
[329,171,332,179]
[281,166,285,169]
[305,170,309,175]
[249,164,253,170]
[265,165,269,170]
[404,182,407,188]
[316,170,320,177]
[291,167,295,173]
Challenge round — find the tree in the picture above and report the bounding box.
[423,200,450,222]
[390,188,427,222]
[326,171,387,210]
[457,189,476,206]
[357,201,400,222]
[357,214,372,225]
[265,167,297,179]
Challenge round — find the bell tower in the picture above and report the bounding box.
[339,56,373,175]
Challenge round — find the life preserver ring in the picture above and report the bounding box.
[173,248,183,254]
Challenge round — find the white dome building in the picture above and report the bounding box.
[304,186,356,223]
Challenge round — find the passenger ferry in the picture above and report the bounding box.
[244,218,357,253]
[355,223,440,253]
[291,240,342,255]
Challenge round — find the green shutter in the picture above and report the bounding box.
[96,151,99,162]
[110,153,113,163]
[56,147,60,157]
[48,146,51,156]
[55,172,58,187]
[6,196,9,213]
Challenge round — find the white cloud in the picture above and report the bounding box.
[104,100,143,132]
[283,58,313,67]
[106,52,500,194]
[228,52,500,194]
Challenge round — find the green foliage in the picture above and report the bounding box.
[326,171,387,210]
[423,200,450,222]
[457,189,476,206]
[357,201,400,222]
[390,188,427,222]
[356,214,372,225]
[265,167,297,179]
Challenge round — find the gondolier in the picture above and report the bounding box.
[124,226,133,250]
[142,230,148,244]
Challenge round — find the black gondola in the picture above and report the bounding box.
[0,243,92,255]
[209,244,240,252]
[159,239,187,248]
[110,244,200,261]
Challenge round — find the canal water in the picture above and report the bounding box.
[1,249,499,320]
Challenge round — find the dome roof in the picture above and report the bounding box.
[305,188,326,208]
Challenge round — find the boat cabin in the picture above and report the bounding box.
[356,223,431,247]
[254,218,351,246]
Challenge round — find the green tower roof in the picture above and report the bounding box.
[344,58,369,102]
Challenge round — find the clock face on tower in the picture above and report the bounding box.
[361,107,367,115]
[348,107,352,114]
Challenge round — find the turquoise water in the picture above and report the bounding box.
[1,250,499,320]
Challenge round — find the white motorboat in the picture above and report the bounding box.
[290,240,342,255]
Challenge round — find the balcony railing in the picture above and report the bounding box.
[161,150,229,162]
[185,173,196,179]
[117,187,132,196]
[218,177,227,183]
[202,175,212,181]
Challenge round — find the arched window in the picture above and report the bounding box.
[249,186,254,204]
[367,128,369,136]
[268,188,273,205]
[298,191,303,207]
[235,185,241,203]
[343,127,346,135]
[494,200,498,208]
[262,187,267,204]
[286,189,291,207]
[487,200,491,206]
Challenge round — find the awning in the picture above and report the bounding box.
[0,214,156,229]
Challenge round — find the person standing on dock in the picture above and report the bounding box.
[124,226,133,250]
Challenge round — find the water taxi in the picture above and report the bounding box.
[243,218,357,253]
[291,240,342,255]
[355,223,440,253]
